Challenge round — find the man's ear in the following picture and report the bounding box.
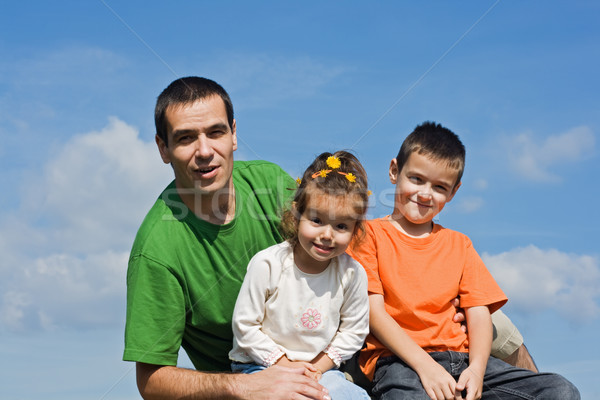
[447,181,462,202]
[389,158,399,184]
[231,119,238,151]
[155,134,171,164]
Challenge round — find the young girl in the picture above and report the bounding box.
[229,151,371,399]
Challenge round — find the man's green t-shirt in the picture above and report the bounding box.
[123,160,295,371]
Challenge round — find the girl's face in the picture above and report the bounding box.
[293,191,360,274]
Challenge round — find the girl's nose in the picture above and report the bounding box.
[321,225,333,240]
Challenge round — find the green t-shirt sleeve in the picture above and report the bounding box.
[123,254,186,366]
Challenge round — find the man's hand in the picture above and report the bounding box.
[415,358,456,400]
[238,365,330,400]
[455,365,484,400]
[451,297,467,333]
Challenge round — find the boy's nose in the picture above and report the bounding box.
[417,189,432,200]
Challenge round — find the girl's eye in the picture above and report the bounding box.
[337,223,348,230]
[310,218,321,225]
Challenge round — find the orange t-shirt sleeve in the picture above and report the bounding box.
[458,239,507,314]
[348,222,383,296]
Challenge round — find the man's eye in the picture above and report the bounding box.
[208,131,226,138]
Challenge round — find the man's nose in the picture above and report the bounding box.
[194,136,213,158]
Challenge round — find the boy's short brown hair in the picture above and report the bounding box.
[396,121,466,187]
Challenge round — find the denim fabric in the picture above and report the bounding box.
[231,362,370,400]
[372,351,580,400]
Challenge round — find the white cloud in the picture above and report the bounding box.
[0,118,173,331]
[19,117,172,254]
[506,126,595,182]
[1,251,129,331]
[483,245,600,322]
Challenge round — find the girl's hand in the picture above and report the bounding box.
[303,365,322,381]
[416,358,456,400]
[275,356,319,379]
[455,365,484,400]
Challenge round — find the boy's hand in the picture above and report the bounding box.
[416,358,456,400]
[455,365,484,400]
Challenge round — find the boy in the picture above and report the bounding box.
[347,122,579,399]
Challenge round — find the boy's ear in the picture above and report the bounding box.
[389,159,399,184]
[447,181,462,202]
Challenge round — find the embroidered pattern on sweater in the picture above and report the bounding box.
[301,308,322,329]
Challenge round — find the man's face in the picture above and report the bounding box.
[156,96,237,197]
[389,152,460,227]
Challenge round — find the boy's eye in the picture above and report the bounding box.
[435,185,448,192]
[409,176,422,183]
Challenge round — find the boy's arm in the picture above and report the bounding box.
[455,306,492,400]
[369,294,456,400]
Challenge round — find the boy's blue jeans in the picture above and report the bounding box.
[372,351,580,399]
[232,362,370,400]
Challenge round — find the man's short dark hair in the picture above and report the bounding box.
[155,77,234,145]
[396,121,466,187]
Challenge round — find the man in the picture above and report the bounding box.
[124,76,537,399]
[123,77,330,399]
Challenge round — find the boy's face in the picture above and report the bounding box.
[389,152,461,227]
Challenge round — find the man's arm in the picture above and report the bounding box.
[502,344,538,373]
[136,362,330,400]
[369,294,456,400]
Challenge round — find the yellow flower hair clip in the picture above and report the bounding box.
[295,177,302,185]
[336,171,356,182]
[311,169,332,179]
[326,156,341,169]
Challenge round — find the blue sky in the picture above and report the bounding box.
[1,1,598,398]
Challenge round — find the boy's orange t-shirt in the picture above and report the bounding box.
[347,218,507,380]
